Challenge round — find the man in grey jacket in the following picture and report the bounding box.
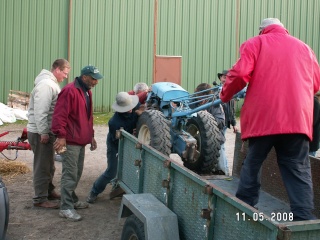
[27,59,70,209]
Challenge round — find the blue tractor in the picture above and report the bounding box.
[136,82,246,174]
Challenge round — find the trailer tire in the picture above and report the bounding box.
[185,110,221,173]
[121,215,145,240]
[136,110,171,156]
[0,177,9,240]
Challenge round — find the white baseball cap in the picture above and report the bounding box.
[259,18,284,31]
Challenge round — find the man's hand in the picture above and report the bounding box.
[90,138,97,151]
[233,126,238,133]
[135,105,146,116]
[40,134,49,144]
[54,138,67,153]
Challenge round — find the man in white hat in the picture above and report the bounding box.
[220,18,320,220]
[86,92,143,203]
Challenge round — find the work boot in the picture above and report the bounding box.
[86,192,98,203]
[33,201,59,209]
[74,201,89,209]
[48,191,61,200]
[59,209,82,221]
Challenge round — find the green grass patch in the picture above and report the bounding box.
[0,120,28,128]
[0,113,113,129]
[235,99,244,118]
[93,112,113,125]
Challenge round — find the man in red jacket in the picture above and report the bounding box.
[221,18,320,221]
[127,82,149,104]
[52,65,103,221]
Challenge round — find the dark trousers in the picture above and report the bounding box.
[236,134,316,221]
[91,140,118,195]
[28,132,56,203]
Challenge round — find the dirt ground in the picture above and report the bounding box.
[1,123,237,240]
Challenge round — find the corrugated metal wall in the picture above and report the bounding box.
[0,0,319,112]
[69,0,154,112]
[0,0,69,104]
[157,0,237,92]
[238,0,320,57]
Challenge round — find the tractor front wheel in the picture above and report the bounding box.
[136,110,171,156]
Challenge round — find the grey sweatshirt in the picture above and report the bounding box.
[27,69,61,134]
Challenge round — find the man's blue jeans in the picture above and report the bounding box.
[309,151,316,157]
[236,134,316,221]
[90,140,118,195]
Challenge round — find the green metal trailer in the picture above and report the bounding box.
[116,129,320,240]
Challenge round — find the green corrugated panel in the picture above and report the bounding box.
[187,0,197,90]
[70,0,154,112]
[2,0,14,99]
[27,0,38,87]
[215,0,237,78]
[210,1,219,79]
[157,0,237,92]
[193,0,205,90]
[0,0,68,105]
[12,0,21,91]
[20,0,30,92]
[132,1,143,89]
[0,1,5,100]
[0,0,319,111]
[237,0,319,62]
[201,0,212,83]
[124,0,135,93]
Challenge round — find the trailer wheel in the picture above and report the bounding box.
[0,177,9,240]
[136,110,171,156]
[121,215,145,240]
[185,111,221,173]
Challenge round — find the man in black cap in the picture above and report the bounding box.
[216,70,238,134]
[215,70,238,176]
[52,65,103,221]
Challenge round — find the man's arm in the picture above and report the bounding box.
[51,88,72,139]
[33,83,54,143]
[220,41,254,102]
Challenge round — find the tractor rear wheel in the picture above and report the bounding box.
[136,110,171,156]
[185,111,221,173]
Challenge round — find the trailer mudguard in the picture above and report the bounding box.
[119,193,179,240]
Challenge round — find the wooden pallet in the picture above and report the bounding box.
[7,90,30,110]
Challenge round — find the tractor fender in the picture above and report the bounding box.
[151,82,189,101]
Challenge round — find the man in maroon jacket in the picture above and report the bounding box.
[52,65,103,221]
[221,18,320,221]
